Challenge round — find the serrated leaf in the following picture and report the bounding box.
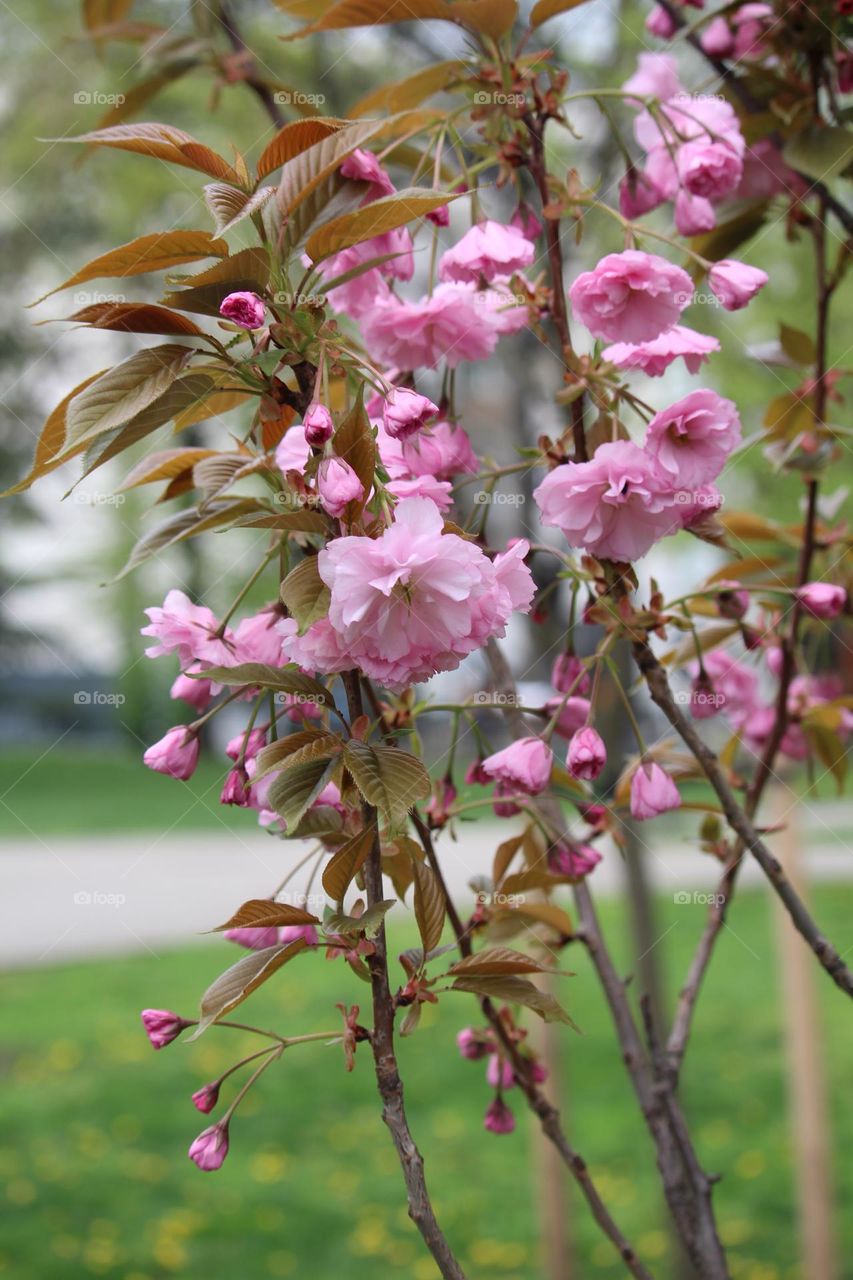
[343,741,430,824]
[201,664,335,709]
[189,939,307,1038]
[411,859,445,953]
[79,374,218,479]
[448,947,555,976]
[305,187,459,262]
[55,302,205,336]
[268,756,339,831]
[54,122,240,183]
[326,899,396,938]
[450,974,576,1025]
[256,117,350,180]
[2,371,106,495]
[203,183,275,235]
[163,247,270,316]
[32,231,228,304]
[322,827,375,902]
[351,60,465,117]
[120,447,219,490]
[285,0,518,41]
[235,509,330,533]
[65,345,195,448]
[530,0,588,25]
[280,556,331,632]
[212,899,319,931]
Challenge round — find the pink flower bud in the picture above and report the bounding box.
[567,727,607,780]
[303,402,334,446]
[141,1008,188,1050]
[486,1055,516,1089]
[426,777,457,828]
[317,457,364,518]
[457,1028,490,1060]
[383,387,439,440]
[548,840,602,880]
[220,768,251,807]
[492,780,522,817]
[170,669,212,711]
[482,737,553,795]
[426,204,450,227]
[465,758,491,786]
[646,4,677,37]
[796,582,846,619]
[630,762,681,821]
[219,291,266,330]
[192,1082,220,1114]
[225,727,267,763]
[188,1122,229,1171]
[701,15,735,56]
[708,259,768,311]
[544,696,591,741]
[715,581,750,621]
[551,652,590,695]
[484,1097,516,1135]
[143,726,199,780]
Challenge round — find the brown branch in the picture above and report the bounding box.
[410,812,655,1280]
[655,0,853,236]
[216,1,286,129]
[342,673,466,1280]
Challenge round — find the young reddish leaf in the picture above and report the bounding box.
[64,344,196,447]
[343,741,431,824]
[268,757,340,832]
[305,187,460,262]
[494,901,574,939]
[256,117,350,180]
[162,248,271,316]
[79,374,219,479]
[411,859,445,954]
[350,60,465,117]
[2,371,105,495]
[54,122,240,183]
[212,899,320,932]
[119,447,220,491]
[322,827,375,903]
[450,974,577,1026]
[203,183,275,235]
[285,0,518,42]
[530,0,589,27]
[447,947,560,976]
[54,302,205,336]
[115,499,263,577]
[331,392,375,504]
[31,231,228,303]
[280,556,331,633]
[189,939,308,1039]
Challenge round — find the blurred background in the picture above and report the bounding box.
[1,2,851,1278]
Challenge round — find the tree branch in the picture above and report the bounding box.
[216,1,286,129]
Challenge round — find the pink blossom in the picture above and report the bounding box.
[226,727,267,762]
[486,1055,516,1089]
[387,475,453,510]
[220,768,251,806]
[510,203,542,241]
[731,3,773,59]
[619,171,665,218]
[322,231,414,317]
[192,1083,220,1114]
[674,189,716,235]
[224,926,279,949]
[677,484,723,530]
[438,220,535,285]
[708,259,769,310]
[188,1123,229,1171]
[569,251,693,344]
[492,780,522,817]
[141,1008,187,1050]
[603,325,720,377]
[426,777,457,827]
[630,762,681,820]
[457,1028,489,1060]
[484,1097,516,1134]
[700,15,735,56]
[646,4,677,38]
[280,924,320,947]
[142,590,233,666]
[280,498,535,690]
[544,696,591,740]
[677,140,743,201]
[318,457,365,518]
[644,389,741,488]
[396,421,478,481]
[715,581,750,620]
[382,387,439,440]
[275,424,311,475]
[551,653,590,696]
[568,727,607,780]
[170,669,212,711]
[482,737,552,795]
[534,441,680,563]
[360,283,501,370]
[548,841,603,879]
[426,204,450,226]
[143,726,199,781]
[340,147,395,200]
[231,610,285,666]
[219,291,265,329]
[622,52,682,102]
[796,582,847,619]
[302,403,334,446]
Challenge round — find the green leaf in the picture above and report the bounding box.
[189,939,308,1039]
[211,899,319,931]
[199,664,335,710]
[322,827,375,902]
[267,756,339,832]
[305,187,460,262]
[280,556,331,632]
[31,231,229,304]
[784,125,853,182]
[203,183,275,235]
[803,723,848,792]
[450,974,576,1026]
[779,324,816,367]
[411,859,445,954]
[64,345,195,448]
[342,741,430,824]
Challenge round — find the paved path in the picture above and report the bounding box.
[2,801,852,967]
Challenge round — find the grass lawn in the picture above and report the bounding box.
[2,887,852,1280]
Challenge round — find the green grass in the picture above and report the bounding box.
[2,888,852,1280]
